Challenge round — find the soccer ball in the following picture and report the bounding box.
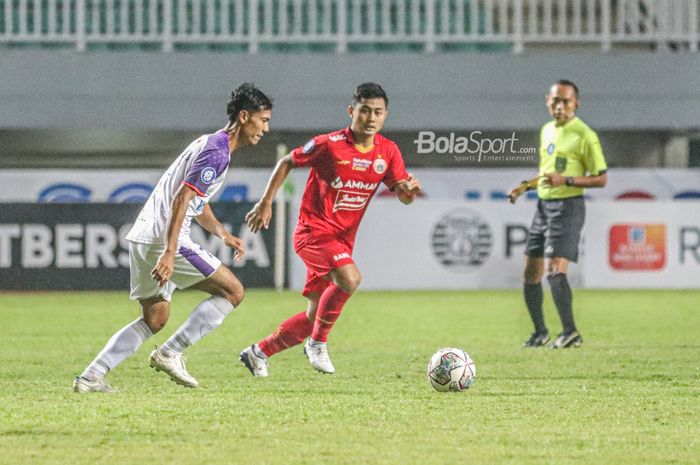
[427,347,476,392]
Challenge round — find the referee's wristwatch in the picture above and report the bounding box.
[565,176,575,187]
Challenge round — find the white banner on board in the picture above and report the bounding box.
[288,200,700,290]
[583,203,700,288]
[288,199,585,290]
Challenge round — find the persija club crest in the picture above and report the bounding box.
[373,158,387,174]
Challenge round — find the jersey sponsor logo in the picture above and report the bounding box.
[352,158,371,171]
[431,209,492,273]
[331,176,344,189]
[373,158,387,174]
[547,143,555,155]
[344,179,378,190]
[200,167,217,184]
[333,190,370,212]
[302,139,315,153]
[609,224,666,271]
[328,134,347,142]
[333,252,351,262]
[330,177,379,191]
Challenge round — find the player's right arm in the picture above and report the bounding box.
[151,184,198,286]
[245,154,295,233]
[246,135,327,233]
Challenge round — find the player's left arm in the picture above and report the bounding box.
[195,204,245,262]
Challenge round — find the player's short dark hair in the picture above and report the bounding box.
[227,83,272,123]
[352,82,389,108]
[554,79,579,98]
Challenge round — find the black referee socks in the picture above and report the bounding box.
[547,273,577,334]
[524,283,546,334]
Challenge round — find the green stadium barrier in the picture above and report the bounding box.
[0,0,511,53]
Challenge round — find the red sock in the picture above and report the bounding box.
[258,311,313,357]
[311,284,352,343]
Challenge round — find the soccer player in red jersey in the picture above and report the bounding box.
[240,83,421,375]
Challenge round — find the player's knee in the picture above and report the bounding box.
[306,307,317,321]
[546,258,567,277]
[144,313,168,334]
[524,264,542,284]
[140,299,169,333]
[305,294,320,321]
[524,268,539,284]
[338,271,361,294]
[220,281,245,307]
[546,265,565,281]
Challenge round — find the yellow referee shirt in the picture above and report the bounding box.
[537,117,607,200]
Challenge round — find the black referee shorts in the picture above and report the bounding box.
[525,196,586,263]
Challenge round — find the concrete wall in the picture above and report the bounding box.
[2,50,700,131]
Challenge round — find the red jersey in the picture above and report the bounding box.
[291,127,409,250]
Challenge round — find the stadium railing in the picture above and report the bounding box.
[0,0,698,53]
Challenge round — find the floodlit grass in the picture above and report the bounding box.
[1,289,698,465]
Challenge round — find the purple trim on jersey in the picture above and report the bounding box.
[184,130,231,197]
[179,246,216,277]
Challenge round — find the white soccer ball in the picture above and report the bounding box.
[427,347,476,392]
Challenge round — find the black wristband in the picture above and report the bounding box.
[565,176,575,187]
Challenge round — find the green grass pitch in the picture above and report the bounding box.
[1,289,698,465]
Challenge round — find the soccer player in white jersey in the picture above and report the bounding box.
[73,83,272,392]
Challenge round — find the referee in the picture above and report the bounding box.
[509,80,607,349]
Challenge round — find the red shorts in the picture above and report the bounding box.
[296,239,355,297]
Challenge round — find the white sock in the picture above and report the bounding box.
[81,317,153,379]
[161,295,234,355]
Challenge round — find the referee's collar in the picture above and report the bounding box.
[554,116,578,128]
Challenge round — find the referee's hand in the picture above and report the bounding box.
[507,188,522,204]
[543,172,566,187]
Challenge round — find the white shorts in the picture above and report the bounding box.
[128,239,222,302]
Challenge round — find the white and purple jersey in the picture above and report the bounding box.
[126,130,230,245]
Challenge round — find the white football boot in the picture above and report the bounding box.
[239,345,269,377]
[149,347,199,388]
[73,375,114,393]
[303,339,335,374]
